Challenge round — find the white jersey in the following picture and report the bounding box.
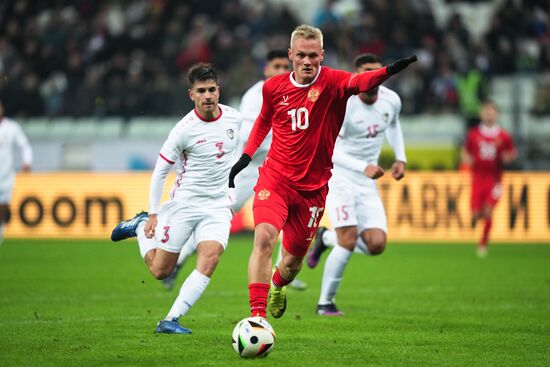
[0,117,32,196]
[156,104,242,209]
[239,80,272,156]
[332,86,406,184]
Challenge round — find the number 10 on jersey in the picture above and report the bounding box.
[308,206,324,228]
[288,108,309,131]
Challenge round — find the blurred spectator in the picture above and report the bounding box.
[430,64,458,112]
[456,66,489,128]
[532,76,550,116]
[0,0,547,118]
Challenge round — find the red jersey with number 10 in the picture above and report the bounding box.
[464,124,515,181]
[243,66,390,191]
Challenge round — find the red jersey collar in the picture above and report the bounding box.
[194,106,223,122]
[289,66,322,88]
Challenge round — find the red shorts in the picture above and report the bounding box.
[252,167,328,257]
[471,177,502,213]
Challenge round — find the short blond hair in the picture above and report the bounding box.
[290,24,323,48]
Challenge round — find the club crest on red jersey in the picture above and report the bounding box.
[308,88,320,103]
[257,189,271,201]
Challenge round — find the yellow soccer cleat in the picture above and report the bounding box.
[268,283,287,318]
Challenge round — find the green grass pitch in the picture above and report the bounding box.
[0,235,549,366]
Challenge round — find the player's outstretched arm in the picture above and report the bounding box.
[228,154,252,188]
[386,55,417,75]
[346,55,417,94]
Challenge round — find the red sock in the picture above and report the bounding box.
[480,218,492,246]
[272,268,291,288]
[249,283,270,318]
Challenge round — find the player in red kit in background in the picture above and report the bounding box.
[228,24,416,320]
[461,101,516,257]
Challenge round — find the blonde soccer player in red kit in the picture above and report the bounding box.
[462,101,516,257]
[228,24,416,320]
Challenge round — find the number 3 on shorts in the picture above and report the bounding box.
[308,206,324,228]
[161,225,170,243]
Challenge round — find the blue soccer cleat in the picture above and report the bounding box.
[110,211,148,242]
[154,318,192,334]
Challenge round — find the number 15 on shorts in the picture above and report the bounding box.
[308,206,324,228]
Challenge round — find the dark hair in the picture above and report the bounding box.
[188,63,218,86]
[354,53,383,68]
[266,50,288,62]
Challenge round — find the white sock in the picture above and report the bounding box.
[136,221,157,258]
[322,230,337,247]
[318,245,353,305]
[166,269,210,320]
[177,238,196,266]
[323,230,366,254]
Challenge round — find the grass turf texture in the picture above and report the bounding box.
[0,235,549,366]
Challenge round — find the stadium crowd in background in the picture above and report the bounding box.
[0,0,549,120]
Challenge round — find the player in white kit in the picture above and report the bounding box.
[161,50,308,291]
[307,54,407,316]
[0,100,33,245]
[111,64,242,334]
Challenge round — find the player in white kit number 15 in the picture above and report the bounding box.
[111,63,242,334]
[307,54,407,316]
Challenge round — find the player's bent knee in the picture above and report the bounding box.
[151,267,173,280]
[336,227,358,251]
[338,235,357,251]
[369,241,386,255]
[362,230,386,255]
[197,253,220,276]
[254,224,278,251]
[369,236,387,255]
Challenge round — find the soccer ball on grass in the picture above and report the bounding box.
[232,317,275,358]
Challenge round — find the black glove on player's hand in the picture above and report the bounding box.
[229,154,252,188]
[387,55,417,75]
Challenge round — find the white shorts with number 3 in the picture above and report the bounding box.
[326,175,387,233]
[155,200,232,253]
